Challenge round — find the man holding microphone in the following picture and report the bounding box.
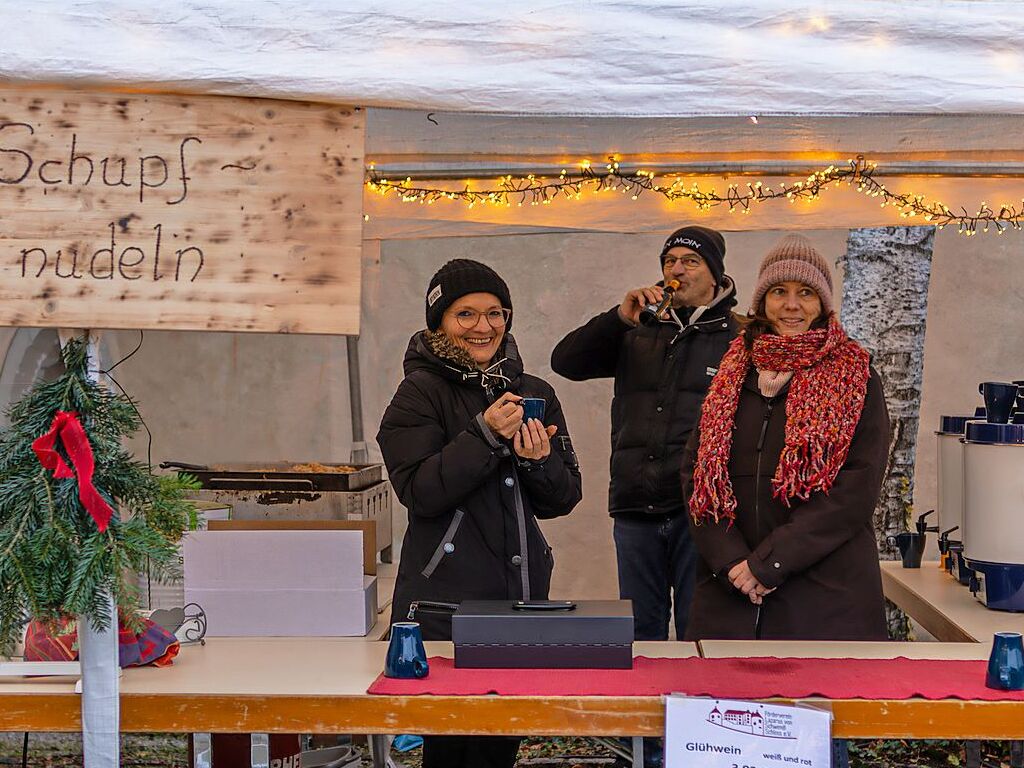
[551,225,739,642]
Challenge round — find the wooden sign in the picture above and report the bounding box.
[0,88,364,334]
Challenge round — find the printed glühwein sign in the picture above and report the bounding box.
[665,696,832,768]
[0,88,364,334]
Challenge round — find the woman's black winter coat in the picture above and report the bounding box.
[377,332,583,640]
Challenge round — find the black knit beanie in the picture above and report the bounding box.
[659,225,727,285]
[425,259,513,331]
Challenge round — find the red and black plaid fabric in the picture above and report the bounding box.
[23,617,180,668]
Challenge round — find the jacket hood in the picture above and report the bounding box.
[711,274,739,313]
[403,330,525,395]
[683,274,738,323]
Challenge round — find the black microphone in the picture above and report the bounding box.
[638,280,680,326]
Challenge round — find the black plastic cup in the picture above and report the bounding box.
[979,382,1018,424]
[887,532,926,568]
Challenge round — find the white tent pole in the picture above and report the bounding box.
[58,328,121,768]
[78,590,121,768]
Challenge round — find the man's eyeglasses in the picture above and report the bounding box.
[663,255,704,271]
[451,308,512,329]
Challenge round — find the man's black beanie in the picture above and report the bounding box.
[659,225,727,285]
[425,259,513,331]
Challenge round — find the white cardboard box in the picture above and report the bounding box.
[184,530,364,588]
[137,501,232,611]
[183,530,374,636]
[187,575,377,637]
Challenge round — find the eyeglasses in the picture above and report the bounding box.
[662,255,704,271]
[451,308,512,329]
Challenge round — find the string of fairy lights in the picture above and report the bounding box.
[365,156,1023,236]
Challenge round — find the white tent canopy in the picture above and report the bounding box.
[5,0,1024,116]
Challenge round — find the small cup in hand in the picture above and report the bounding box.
[520,398,546,423]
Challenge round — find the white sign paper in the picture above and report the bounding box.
[665,696,832,768]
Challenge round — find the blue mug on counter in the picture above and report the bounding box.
[385,622,429,679]
[986,632,1024,691]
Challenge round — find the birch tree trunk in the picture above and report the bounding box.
[839,226,935,640]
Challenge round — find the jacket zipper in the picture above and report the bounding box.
[753,398,775,639]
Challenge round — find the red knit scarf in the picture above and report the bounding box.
[689,319,871,525]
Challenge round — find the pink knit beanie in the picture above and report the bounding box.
[749,234,834,315]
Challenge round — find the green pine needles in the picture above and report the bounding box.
[0,337,197,655]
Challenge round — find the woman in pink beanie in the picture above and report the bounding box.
[681,234,891,641]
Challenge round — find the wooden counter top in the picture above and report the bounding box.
[880,560,1024,643]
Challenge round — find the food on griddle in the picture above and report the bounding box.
[288,462,358,474]
[245,462,359,474]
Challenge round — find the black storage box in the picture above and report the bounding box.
[452,600,634,669]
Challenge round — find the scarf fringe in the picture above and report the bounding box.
[690,319,870,524]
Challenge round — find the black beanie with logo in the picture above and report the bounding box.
[425,259,513,331]
[659,225,727,285]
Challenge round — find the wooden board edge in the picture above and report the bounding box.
[3,694,1023,738]
[880,567,977,643]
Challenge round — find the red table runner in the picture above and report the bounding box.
[367,656,1024,701]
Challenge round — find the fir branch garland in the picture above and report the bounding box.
[0,337,191,654]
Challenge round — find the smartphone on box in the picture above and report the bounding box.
[512,600,576,611]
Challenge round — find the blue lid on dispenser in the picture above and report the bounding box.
[937,415,976,435]
[964,421,1024,445]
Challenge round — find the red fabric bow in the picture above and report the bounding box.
[32,411,114,532]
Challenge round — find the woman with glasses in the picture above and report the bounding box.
[377,259,583,768]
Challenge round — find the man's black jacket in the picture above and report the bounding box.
[551,277,739,520]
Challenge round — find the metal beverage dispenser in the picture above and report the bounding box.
[962,420,1024,611]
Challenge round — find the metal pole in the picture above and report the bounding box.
[59,329,121,768]
[346,336,368,464]
[78,592,120,768]
[368,159,1024,180]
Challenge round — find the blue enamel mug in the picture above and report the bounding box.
[520,397,546,423]
[385,622,429,679]
[986,632,1024,691]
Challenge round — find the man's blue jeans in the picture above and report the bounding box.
[612,514,697,641]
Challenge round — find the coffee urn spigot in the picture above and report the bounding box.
[916,509,939,536]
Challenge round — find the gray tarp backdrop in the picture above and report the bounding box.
[3,0,1024,605]
[3,224,1016,603]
